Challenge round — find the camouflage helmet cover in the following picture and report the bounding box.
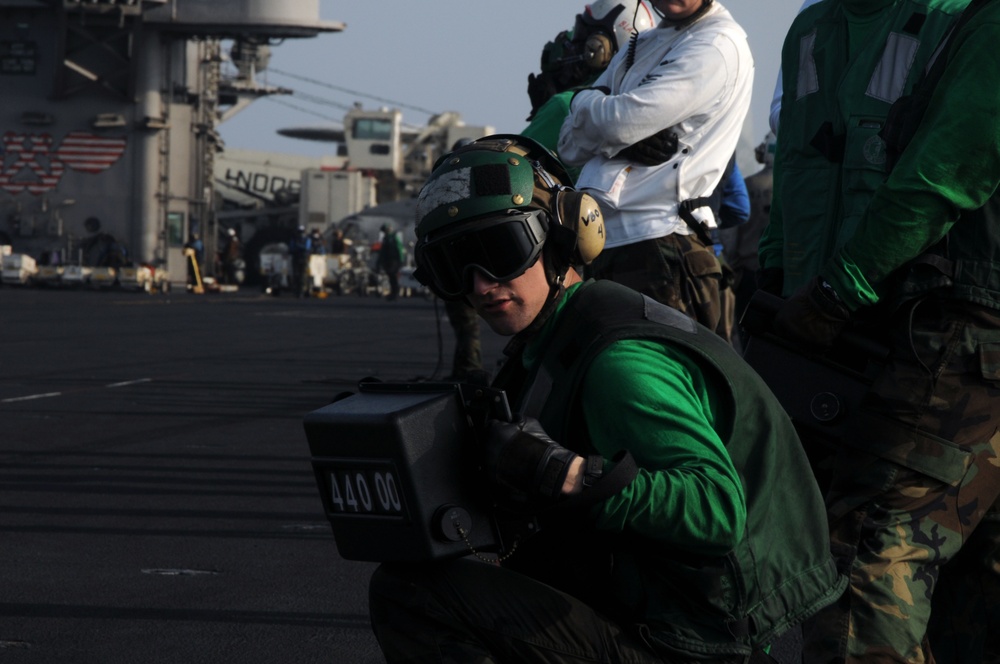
[414,135,570,240]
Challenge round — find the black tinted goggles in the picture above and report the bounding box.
[415,210,549,299]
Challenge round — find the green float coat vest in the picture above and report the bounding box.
[765,0,968,295]
[496,280,845,658]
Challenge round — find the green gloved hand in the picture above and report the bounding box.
[772,276,851,350]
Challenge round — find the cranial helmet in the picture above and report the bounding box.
[578,0,654,68]
[413,135,605,300]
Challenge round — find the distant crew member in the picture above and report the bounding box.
[376,223,405,301]
[330,228,351,255]
[183,232,204,291]
[221,227,244,285]
[288,226,309,297]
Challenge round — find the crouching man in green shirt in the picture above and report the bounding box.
[368,135,845,663]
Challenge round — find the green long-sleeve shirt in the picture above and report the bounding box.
[826,2,1000,310]
[521,90,581,183]
[583,340,747,554]
[523,284,747,557]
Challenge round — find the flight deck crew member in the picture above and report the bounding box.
[771,0,1000,660]
[367,135,844,663]
[183,232,204,291]
[376,223,404,301]
[557,0,753,343]
[288,225,309,297]
[221,227,243,285]
[521,0,655,172]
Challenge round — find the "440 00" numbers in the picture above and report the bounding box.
[329,466,404,516]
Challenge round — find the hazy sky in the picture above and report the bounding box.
[218,0,804,161]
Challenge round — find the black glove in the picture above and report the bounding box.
[617,128,680,166]
[755,266,784,296]
[772,276,851,350]
[569,85,611,108]
[482,416,578,502]
[526,72,557,120]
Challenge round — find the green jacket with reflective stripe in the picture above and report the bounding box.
[821,0,1000,313]
[760,0,968,296]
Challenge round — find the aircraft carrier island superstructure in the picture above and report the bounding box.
[0,0,342,283]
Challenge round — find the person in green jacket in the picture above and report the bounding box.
[771,0,1000,661]
[758,0,969,298]
[367,135,844,662]
[520,0,655,181]
[375,223,405,301]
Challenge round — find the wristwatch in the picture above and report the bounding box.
[819,278,843,304]
[582,455,604,490]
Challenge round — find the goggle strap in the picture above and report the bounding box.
[531,188,556,222]
[532,160,560,191]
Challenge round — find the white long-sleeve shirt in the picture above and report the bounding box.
[557,2,753,249]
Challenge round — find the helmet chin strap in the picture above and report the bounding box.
[502,259,569,358]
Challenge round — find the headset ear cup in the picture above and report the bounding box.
[556,189,605,265]
[583,33,614,70]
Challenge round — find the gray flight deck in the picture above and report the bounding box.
[0,286,800,663]
[0,287,500,663]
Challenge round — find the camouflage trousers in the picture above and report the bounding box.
[369,558,752,663]
[587,233,734,343]
[802,298,1000,664]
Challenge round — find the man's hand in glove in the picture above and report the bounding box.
[482,416,582,502]
[618,128,680,166]
[526,72,557,121]
[772,276,851,350]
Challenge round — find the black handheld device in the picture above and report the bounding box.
[304,380,513,562]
